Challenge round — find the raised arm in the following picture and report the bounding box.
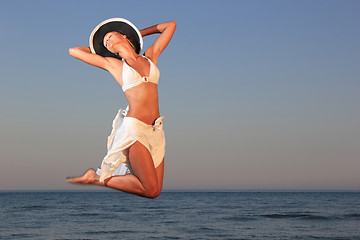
[140,20,176,65]
[69,47,111,70]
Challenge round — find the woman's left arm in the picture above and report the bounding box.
[140,20,177,64]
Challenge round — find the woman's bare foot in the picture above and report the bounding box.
[66,169,100,184]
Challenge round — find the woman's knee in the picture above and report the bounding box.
[128,142,162,198]
[143,184,161,199]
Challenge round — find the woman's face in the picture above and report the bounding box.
[103,31,125,53]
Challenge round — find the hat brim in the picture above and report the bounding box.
[89,18,143,60]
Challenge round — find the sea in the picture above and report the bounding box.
[0,190,359,240]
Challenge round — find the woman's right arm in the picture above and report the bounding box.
[69,47,110,70]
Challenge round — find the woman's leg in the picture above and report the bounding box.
[66,141,164,198]
[105,141,163,198]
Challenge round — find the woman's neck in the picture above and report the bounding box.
[115,44,138,62]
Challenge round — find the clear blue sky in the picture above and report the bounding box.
[0,0,359,190]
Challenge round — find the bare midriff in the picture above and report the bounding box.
[124,82,160,125]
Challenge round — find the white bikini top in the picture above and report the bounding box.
[122,56,160,92]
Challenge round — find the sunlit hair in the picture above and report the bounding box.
[117,32,135,51]
[125,37,136,51]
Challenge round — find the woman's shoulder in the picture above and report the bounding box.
[143,51,159,66]
[105,57,124,82]
[105,57,124,70]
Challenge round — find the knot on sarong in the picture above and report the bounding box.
[121,106,129,117]
[153,117,164,131]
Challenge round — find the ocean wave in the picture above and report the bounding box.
[223,216,257,221]
[262,214,333,220]
[69,212,100,217]
[305,236,360,240]
[85,230,135,235]
[20,205,49,210]
[4,233,41,239]
[345,213,360,218]
[263,213,360,220]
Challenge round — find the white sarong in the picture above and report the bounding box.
[97,107,165,182]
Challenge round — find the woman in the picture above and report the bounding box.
[66,19,176,199]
